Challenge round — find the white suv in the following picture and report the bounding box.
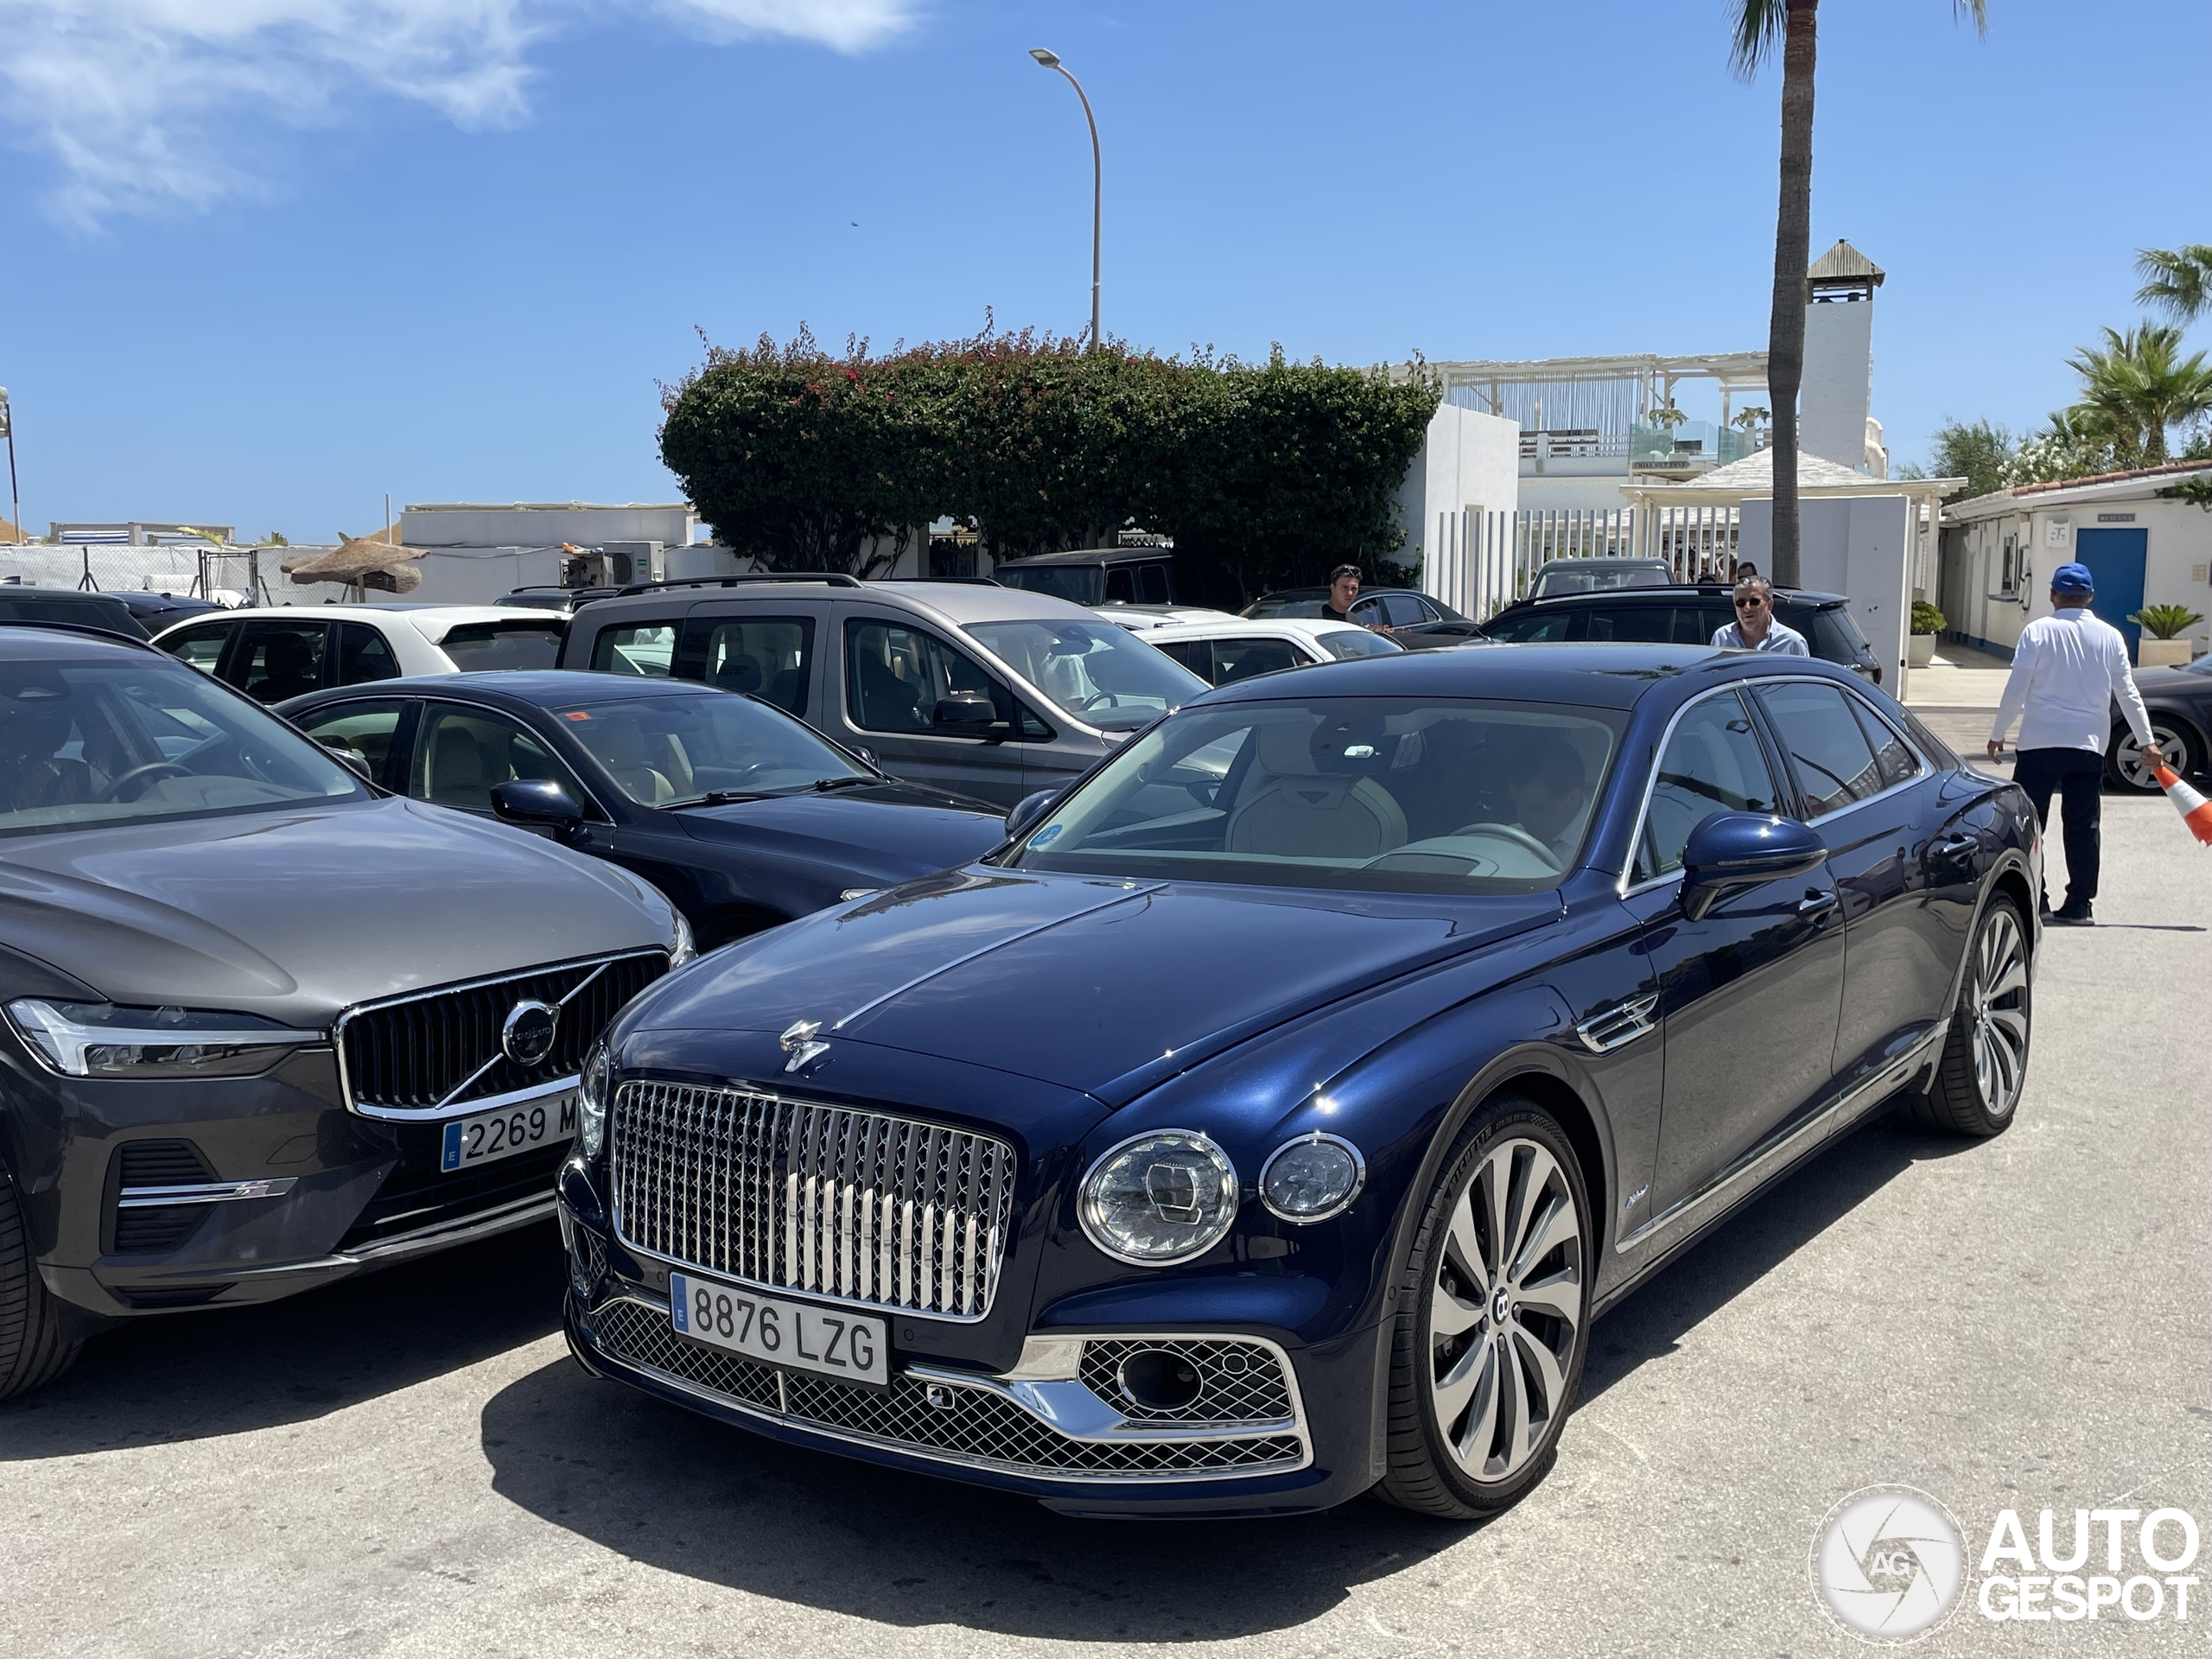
[151,605,565,703]
[1122,615,1404,686]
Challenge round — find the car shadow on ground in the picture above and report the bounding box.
[0,1222,566,1461]
[475,1114,1986,1643]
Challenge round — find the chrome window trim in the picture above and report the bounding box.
[1618,674,1936,899]
[332,948,665,1122]
[590,1298,1313,1482]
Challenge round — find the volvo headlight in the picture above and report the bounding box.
[1259,1133,1365,1224]
[6,999,319,1080]
[1078,1130,1239,1266]
[578,1039,610,1157]
[667,911,697,969]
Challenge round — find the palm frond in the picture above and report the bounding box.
[1727,0,1789,79]
[2135,245,2212,326]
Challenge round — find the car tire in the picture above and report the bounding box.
[2107,720,2201,792]
[1376,1095,1591,1520]
[1903,897,2031,1138]
[0,1164,80,1402]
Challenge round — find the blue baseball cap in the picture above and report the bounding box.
[2050,562,2094,595]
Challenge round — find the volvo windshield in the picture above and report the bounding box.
[0,657,364,836]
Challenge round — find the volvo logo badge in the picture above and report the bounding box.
[780,1019,831,1072]
[501,1000,560,1066]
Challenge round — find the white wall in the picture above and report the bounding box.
[1802,297,1873,471]
[1738,492,1914,690]
[1395,404,1519,575]
[1945,493,2212,658]
[400,504,698,549]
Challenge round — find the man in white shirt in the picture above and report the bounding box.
[1710,576,1809,656]
[1986,560,2160,925]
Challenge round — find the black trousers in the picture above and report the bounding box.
[2013,747,2104,908]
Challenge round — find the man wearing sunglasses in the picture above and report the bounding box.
[1710,575,1808,656]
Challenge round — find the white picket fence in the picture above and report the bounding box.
[1425,506,1742,620]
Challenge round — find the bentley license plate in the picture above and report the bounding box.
[440,1092,575,1173]
[670,1272,889,1387]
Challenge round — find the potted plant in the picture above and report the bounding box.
[2130,603,2206,667]
[1909,600,1945,667]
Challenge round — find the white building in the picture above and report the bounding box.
[389,500,735,605]
[1939,461,2212,664]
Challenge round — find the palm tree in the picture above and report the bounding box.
[2136,245,2212,327]
[2064,324,2212,466]
[1729,1,1986,586]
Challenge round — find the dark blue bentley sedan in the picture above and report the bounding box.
[556,644,2040,1519]
[278,671,1007,950]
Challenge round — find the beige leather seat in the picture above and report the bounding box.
[588,718,675,804]
[1224,721,1407,859]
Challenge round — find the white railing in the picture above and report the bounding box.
[1424,506,1743,620]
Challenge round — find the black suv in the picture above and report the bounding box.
[1480,583,1883,684]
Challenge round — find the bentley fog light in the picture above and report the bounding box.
[1259,1132,1365,1223]
[578,1039,610,1157]
[1078,1130,1238,1266]
[6,1000,319,1080]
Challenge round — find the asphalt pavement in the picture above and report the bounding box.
[3,794,2207,1659]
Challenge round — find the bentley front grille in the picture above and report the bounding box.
[337,950,664,1114]
[611,1082,1016,1321]
[588,1300,1305,1481]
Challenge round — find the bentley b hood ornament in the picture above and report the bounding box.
[780,1019,831,1072]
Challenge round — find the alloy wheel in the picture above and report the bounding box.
[1427,1136,1584,1483]
[2115,724,2189,791]
[1970,906,2031,1117]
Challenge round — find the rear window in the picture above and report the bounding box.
[1484,608,1573,643]
[0,594,146,639]
[437,620,563,671]
[997,565,1105,607]
[1801,605,1872,665]
[1320,630,1403,660]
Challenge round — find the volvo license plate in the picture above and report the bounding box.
[670,1272,889,1387]
[440,1092,575,1173]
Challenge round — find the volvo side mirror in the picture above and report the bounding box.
[492,779,585,836]
[319,741,373,782]
[1680,813,1827,920]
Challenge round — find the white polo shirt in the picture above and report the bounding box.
[1989,606,2154,755]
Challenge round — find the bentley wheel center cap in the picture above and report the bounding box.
[1491,1285,1513,1326]
[502,1000,560,1067]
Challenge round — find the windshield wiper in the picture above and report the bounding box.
[810,775,879,792]
[666,790,774,808]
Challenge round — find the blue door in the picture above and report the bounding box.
[2073,528,2148,658]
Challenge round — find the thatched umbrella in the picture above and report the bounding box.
[283,532,424,595]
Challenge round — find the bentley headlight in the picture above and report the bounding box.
[1259,1133,1365,1223]
[667,910,697,969]
[1078,1130,1238,1266]
[578,1039,611,1157]
[6,999,319,1080]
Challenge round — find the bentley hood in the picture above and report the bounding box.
[627,868,1560,1105]
[0,797,674,1027]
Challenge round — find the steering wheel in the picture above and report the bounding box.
[1078,691,1122,712]
[94,761,191,804]
[1448,820,1566,873]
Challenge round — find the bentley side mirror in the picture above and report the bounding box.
[1005,788,1060,842]
[1680,813,1827,921]
[492,779,585,836]
[933,691,999,734]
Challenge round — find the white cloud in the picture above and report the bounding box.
[0,0,913,224]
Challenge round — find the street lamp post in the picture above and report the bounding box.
[1028,48,1101,351]
[0,388,18,545]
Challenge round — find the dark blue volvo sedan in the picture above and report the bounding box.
[556,644,2040,1519]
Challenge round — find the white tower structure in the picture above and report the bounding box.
[1800,240,1883,474]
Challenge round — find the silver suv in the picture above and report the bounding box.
[556,576,1208,808]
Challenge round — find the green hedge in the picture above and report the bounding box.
[658,325,1440,601]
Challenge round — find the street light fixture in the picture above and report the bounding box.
[1029,47,1102,351]
[0,388,19,545]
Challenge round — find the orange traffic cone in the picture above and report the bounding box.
[2153,764,2212,847]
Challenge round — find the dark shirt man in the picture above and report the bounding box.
[1319,565,1362,623]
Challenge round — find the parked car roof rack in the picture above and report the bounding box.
[613,573,864,597]
[874,575,1005,587]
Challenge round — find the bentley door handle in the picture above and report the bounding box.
[1930,834,1977,857]
[1798,888,1839,918]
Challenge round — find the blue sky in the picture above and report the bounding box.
[1,0,2204,542]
